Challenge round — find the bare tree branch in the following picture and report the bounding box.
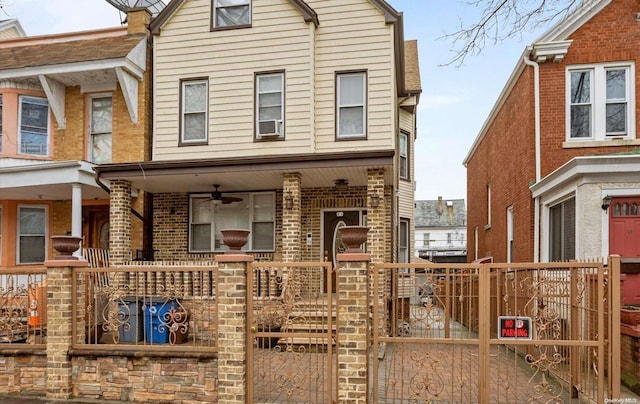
[441,0,582,67]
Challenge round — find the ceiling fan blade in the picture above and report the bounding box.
[222,196,243,204]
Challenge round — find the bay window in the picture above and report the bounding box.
[549,197,575,261]
[189,192,274,252]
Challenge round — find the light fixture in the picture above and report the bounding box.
[335,179,349,191]
[601,195,612,211]
[370,193,380,208]
[284,194,293,210]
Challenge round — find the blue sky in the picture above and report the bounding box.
[3,0,551,201]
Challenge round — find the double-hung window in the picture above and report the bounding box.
[189,192,275,252]
[549,197,575,261]
[181,79,208,144]
[399,219,409,263]
[399,131,409,179]
[89,96,112,163]
[212,0,251,29]
[256,72,284,139]
[337,72,366,139]
[18,206,47,264]
[19,96,49,156]
[567,63,634,141]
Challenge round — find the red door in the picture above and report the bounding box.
[609,197,640,258]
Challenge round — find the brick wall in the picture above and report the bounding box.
[621,332,640,395]
[0,355,46,395]
[466,0,640,263]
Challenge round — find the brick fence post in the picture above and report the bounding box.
[44,257,87,399]
[336,252,371,403]
[215,252,253,403]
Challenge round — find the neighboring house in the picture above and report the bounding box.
[464,0,640,278]
[0,19,26,39]
[96,0,421,273]
[0,10,153,266]
[414,197,467,263]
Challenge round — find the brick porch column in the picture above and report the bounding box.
[215,252,253,403]
[282,172,301,262]
[336,252,371,403]
[44,258,87,399]
[367,168,385,264]
[110,180,132,265]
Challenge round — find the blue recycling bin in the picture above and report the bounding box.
[144,297,177,344]
[118,297,143,343]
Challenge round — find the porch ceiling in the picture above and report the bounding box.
[95,151,395,193]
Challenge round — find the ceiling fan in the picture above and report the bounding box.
[211,184,243,204]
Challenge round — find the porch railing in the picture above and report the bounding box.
[0,268,47,348]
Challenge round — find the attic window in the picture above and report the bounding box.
[212,0,251,29]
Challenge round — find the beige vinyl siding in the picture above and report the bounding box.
[153,0,396,161]
[398,109,415,259]
[0,27,21,40]
[153,0,313,160]
[312,0,394,152]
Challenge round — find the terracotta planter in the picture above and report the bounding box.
[621,306,640,326]
[51,236,82,260]
[339,226,369,253]
[220,229,250,254]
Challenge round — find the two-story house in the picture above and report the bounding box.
[464,0,639,288]
[414,197,467,263]
[0,10,152,267]
[96,0,421,282]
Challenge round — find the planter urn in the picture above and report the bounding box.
[51,235,83,260]
[338,226,369,253]
[220,229,250,254]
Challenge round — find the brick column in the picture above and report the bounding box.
[282,172,301,262]
[110,180,132,265]
[367,168,385,264]
[215,253,253,403]
[336,252,371,403]
[45,258,87,399]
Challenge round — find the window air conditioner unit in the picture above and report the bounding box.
[258,120,282,138]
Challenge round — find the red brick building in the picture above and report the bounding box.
[464,0,640,268]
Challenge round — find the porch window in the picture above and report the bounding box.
[180,79,208,144]
[189,192,274,252]
[255,72,284,140]
[567,63,634,141]
[89,96,112,163]
[212,0,251,29]
[18,206,46,264]
[549,197,575,261]
[336,72,366,139]
[399,219,409,263]
[19,96,49,156]
[399,131,409,179]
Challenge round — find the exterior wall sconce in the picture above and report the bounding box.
[284,194,293,210]
[370,194,380,208]
[601,195,612,211]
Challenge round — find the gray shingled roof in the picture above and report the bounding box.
[415,199,466,228]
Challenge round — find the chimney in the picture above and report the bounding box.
[126,8,152,36]
[437,196,443,215]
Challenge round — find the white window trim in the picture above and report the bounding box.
[180,79,209,144]
[89,94,113,163]
[566,62,635,142]
[337,72,367,139]
[484,184,492,230]
[212,0,252,28]
[188,192,275,253]
[506,206,513,263]
[543,194,576,262]
[16,204,48,265]
[399,219,409,263]
[399,131,408,179]
[255,72,285,139]
[18,95,50,157]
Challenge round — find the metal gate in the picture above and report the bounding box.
[247,261,337,403]
[371,259,621,403]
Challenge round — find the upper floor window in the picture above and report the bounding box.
[399,131,409,179]
[0,95,3,152]
[189,192,274,252]
[18,205,47,264]
[256,72,284,140]
[337,72,366,139]
[180,79,208,145]
[19,96,49,156]
[567,63,635,141]
[212,0,251,29]
[89,96,112,163]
